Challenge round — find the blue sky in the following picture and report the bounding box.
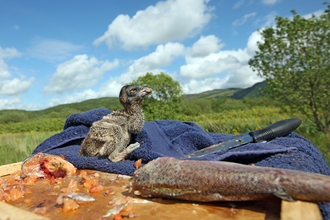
[0,0,327,110]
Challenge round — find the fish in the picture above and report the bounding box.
[132,157,330,203]
[63,193,96,202]
[21,153,77,178]
[103,201,129,217]
[57,193,96,204]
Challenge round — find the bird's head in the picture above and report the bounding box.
[119,85,153,112]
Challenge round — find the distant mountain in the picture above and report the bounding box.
[0,97,121,123]
[231,81,267,99]
[34,97,120,116]
[0,81,267,121]
[184,80,267,100]
[185,88,241,100]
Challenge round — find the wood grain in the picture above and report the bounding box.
[0,162,324,220]
[281,200,322,220]
[0,201,50,220]
[0,162,22,177]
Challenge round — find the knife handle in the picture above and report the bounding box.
[249,118,302,143]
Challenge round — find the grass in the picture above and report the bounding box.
[0,131,59,166]
[303,131,330,165]
[177,106,330,165]
[0,105,329,166]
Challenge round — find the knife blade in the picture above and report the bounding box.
[180,118,302,159]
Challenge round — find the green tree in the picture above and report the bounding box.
[129,72,185,120]
[0,111,28,124]
[248,3,330,133]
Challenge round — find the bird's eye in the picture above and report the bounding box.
[131,89,137,93]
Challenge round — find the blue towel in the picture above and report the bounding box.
[32,108,330,219]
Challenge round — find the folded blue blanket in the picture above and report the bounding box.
[32,108,330,219]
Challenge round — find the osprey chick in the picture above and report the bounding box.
[80,85,153,162]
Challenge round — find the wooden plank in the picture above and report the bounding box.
[0,201,50,220]
[280,200,322,220]
[0,163,324,220]
[0,162,22,177]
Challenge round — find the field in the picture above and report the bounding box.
[176,106,330,164]
[0,131,58,166]
[1,104,329,166]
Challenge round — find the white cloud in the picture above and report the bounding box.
[254,11,277,27]
[96,31,263,97]
[226,64,263,88]
[179,30,265,94]
[49,97,62,107]
[0,97,50,110]
[0,78,35,96]
[64,43,186,100]
[99,80,124,97]
[182,77,227,94]
[302,9,324,19]
[0,97,23,110]
[0,59,11,79]
[232,12,257,26]
[0,46,33,97]
[180,48,251,79]
[262,0,280,5]
[191,35,224,57]
[94,0,212,50]
[64,89,100,104]
[246,30,263,55]
[233,0,245,9]
[42,54,119,94]
[181,63,263,94]
[126,42,185,74]
[98,42,186,96]
[0,46,22,79]
[0,46,22,59]
[27,37,85,63]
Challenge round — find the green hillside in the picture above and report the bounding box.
[32,97,121,116]
[185,88,241,100]
[231,81,267,99]
[185,80,267,100]
[0,81,267,126]
[0,97,121,125]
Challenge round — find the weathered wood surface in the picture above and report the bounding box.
[0,161,22,176]
[281,200,322,220]
[0,162,323,220]
[0,201,50,220]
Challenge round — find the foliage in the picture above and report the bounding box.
[185,88,239,100]
[129,72,185,121]
[0,78,266,125]
[231,81,268,99]
[0,131,58,165]
[1,99,330,165]
[0,118,66,134]
[249,3,330,133]
[0,97,121,125]
[181,99,213,116]
[3,104,329,165]
[0,111,28,124]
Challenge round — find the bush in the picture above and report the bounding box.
[0,111,28,124]
[0,119,66,134]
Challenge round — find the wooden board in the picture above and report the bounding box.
[281,200,322,220]
[0,162,323,220]
[0,162,22,176]
[0,201,50,220]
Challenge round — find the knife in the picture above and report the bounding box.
[180,118,302,159]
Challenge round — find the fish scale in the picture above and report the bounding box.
[133,157,330,203]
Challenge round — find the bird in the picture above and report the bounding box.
[80,85,153,162]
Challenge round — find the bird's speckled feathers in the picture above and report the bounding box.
[80,85,153,162]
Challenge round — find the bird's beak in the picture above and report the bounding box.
[139,87,153,97]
